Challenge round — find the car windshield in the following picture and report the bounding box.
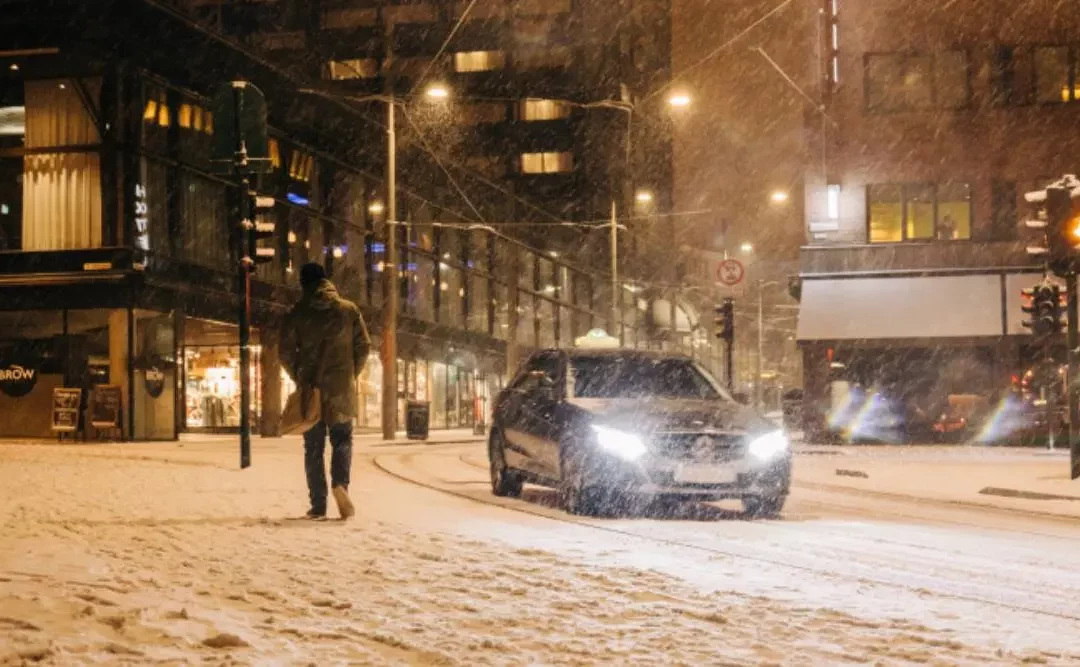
[570,355,724,400]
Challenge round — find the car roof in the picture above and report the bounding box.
[541,348,696,363]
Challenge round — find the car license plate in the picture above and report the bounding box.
[675,465,736,485]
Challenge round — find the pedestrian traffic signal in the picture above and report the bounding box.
[715,298,734,343]
[243,193,277,270]
[1024,175,1080,277]
[1021,283,1063,341]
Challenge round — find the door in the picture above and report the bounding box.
[501,352,563,477]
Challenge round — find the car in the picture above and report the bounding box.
[487,342,792,518]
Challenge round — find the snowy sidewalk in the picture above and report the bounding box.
[794,445,1080,519]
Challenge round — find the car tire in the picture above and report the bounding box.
[743,494,786,519]
[489,430,523,498]
[558,448,607,517]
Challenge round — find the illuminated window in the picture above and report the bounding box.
[143,99,158,123]
[268,138,282,169]
[454,51,505,73]
[143,94,170,128]
[327,59,379,80]
[520,98,570,121]
[192,106,203,132]
[178,103,193,129]
[203,111,213,135]
[289,150,314,182]
[521,152,573,174]
[1035,46,1072,103]
[868,183,971,243]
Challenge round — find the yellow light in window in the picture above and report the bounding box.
[268,138,281,168]
[157,102,170,127]
[204,111,213,134]
[143,100,158,122]
[178,103,193,129]
[1070,216,1080,242]
[192,107,204,132]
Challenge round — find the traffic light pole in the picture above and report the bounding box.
[725,338,734,392]
[1068,273,1080,479]
[232,84,253,469]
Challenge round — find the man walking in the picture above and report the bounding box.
[282,263,370,520]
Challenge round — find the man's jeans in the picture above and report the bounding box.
[303,420,353,515]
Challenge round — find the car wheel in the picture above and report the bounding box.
[743,494,787,519]
[489,429,523,498]
[558,448,607,517]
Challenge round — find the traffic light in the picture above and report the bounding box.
[1021,283,1064,342]
[715,297,734,343]
[242,193,277,271]
[1025,175,1080,277]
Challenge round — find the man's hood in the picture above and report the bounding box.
[302,280,341,310]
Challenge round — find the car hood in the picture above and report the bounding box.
[564,397,771,435]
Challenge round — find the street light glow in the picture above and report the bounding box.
[740,242,754,254]
[668,93,691,108]
[770,190,790,203]
[369,201,386,215]
[425,84,450,99]
[635,190,654,204]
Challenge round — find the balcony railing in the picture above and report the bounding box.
[800,241,1037,277]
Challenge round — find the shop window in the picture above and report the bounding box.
[521,151,573,174]
[468,274,490,333]
[519,98,571,121]
[868,182,972,244]
[431,362,448,429]
[865,52,969,112]
[538,298,555,348]
[494,282,511,340]
[518,293,536,346]
[454,50,506,73]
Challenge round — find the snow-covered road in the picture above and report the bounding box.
[2,438,1079,665]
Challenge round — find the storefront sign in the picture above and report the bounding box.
[90,385,122,429]
[145,366,165,399]
[0,362,38,398]
[51,388,82,433]
[134,183,150,251]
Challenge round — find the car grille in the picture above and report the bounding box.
[650,433,744,462]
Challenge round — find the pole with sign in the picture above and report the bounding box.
[211,81,272,469]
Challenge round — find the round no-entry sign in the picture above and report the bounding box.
[716,259,745,286]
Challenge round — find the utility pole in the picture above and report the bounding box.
[757,281,764,408]
[382,94,399,441]
[1068,273,1079,477]
[610,199,619,338]
[234,85,252,469]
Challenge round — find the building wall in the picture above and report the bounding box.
[808,0,1080,247]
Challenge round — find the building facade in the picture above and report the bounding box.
[796,0,1080,441]
[0,0,707,440]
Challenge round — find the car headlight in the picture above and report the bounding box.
[748,430,789,461]
[591,425,647,461]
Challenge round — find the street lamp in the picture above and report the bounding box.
[770,190,789,204]
[368,200,385,216]
[668,93,691,108]
[424,83,450,100]
[635,190,654,204]
[740,241,754,254]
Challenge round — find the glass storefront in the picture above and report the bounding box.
[183,345,261,430]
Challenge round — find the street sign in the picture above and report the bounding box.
[716,259,745,286]
[210,81,272,174]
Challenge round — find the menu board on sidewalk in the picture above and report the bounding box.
[90,385,122,429]
[51,388,82,433]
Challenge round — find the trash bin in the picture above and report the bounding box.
[405,400,430,440]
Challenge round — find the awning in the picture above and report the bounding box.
[797,275,1004,341]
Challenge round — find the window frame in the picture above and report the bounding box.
[865,182,974,244]
[863,50,972,113]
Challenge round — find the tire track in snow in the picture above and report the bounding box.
[372,450,1080,623]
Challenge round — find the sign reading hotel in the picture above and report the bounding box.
[134,183,150,251]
